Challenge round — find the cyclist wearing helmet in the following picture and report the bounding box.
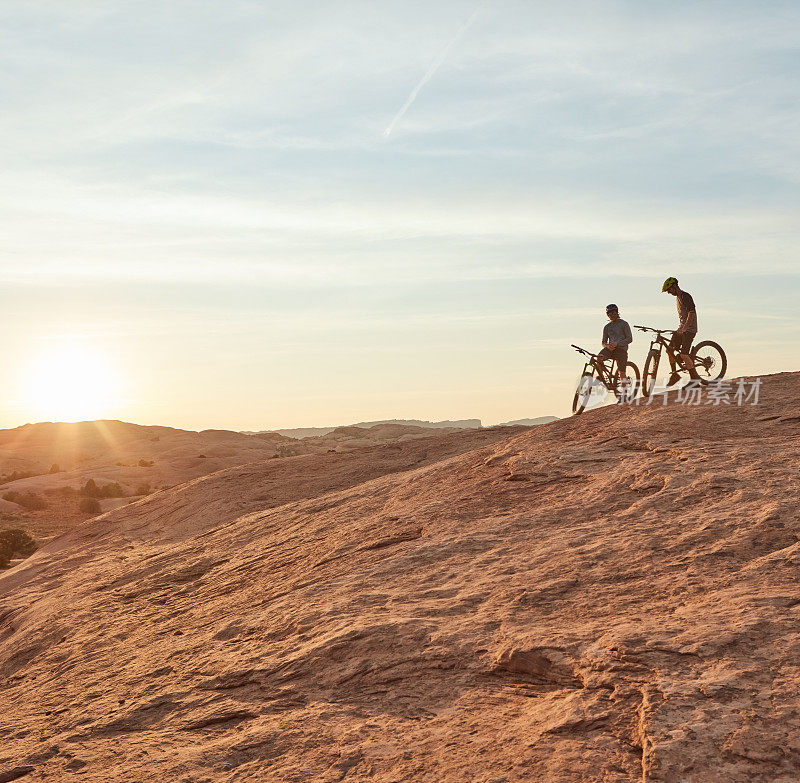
[596,304,633,381]
[662,277,700,383]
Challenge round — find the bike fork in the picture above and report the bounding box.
[651,343,661,374]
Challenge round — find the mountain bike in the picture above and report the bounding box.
[570,345,641,415]
[634,326,727,396]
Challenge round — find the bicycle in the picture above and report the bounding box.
[634,326,727,397]
[570,344,641,415]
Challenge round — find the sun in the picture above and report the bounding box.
[24,341,120,422]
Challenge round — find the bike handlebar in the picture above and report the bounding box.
[571,344,597,358]
[634,325,675,334]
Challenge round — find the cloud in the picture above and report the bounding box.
[383,2,486,138]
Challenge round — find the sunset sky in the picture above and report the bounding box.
[1,1,799,430]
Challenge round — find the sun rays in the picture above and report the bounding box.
[22,340,121,423]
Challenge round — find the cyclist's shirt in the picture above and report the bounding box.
[677,290,698,334]
[602,318,633,347]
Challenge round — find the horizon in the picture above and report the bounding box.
[0,411,559,435]
[1,1,799,430]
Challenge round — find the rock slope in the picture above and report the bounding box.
[1,373,799,781]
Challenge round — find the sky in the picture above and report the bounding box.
[1,0,798,430]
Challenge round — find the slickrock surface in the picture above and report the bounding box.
[1,373,799,781]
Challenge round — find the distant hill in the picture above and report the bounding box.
[0,416,558,543]
[253,417,558,439]
[258,418,483,439]
[0,419,489,542]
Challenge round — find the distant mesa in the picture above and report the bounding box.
[251,417,557,439]
[254,419,482,439]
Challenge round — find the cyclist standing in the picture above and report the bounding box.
[596,303,632,382]
[662,276,701,383]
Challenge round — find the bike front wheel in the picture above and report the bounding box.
[612,361,640,402]
[641,350,660,397]
[691,341,727,384]
[572,372,595,415]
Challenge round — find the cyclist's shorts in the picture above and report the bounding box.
[670,332,696,355]
[598,346,628,369]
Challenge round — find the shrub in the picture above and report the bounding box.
[138,459,154,468]
[0,470,38,485]
[49,463,61,474]
[44,486,78,497]
[198,454,207,459]
[79,497,101,514]
[6,472,26,482]
[80,480,124,499]
[81,479,101,497]
[0,528,38,558]
[100,482,124,498]
[13,493,47,511]
[135,483,151,496]
[0,529,37,568]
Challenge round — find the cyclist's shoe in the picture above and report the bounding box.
[667,371,681,386]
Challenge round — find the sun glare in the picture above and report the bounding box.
[24,341,120,422]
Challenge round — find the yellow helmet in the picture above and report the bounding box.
[662,276,678,292]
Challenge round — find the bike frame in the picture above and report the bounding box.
[573,348,619,390]
[588,359,617,387]
[642,329,701,373]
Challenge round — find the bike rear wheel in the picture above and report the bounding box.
[641,350,660,397]
[572,372,595,415]
[691,341,727,384]
[612,361,640,402]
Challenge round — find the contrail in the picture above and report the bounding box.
[383,2,485,138]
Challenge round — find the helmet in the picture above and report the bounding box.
[606,303,619,313]
[662,276,678,292]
